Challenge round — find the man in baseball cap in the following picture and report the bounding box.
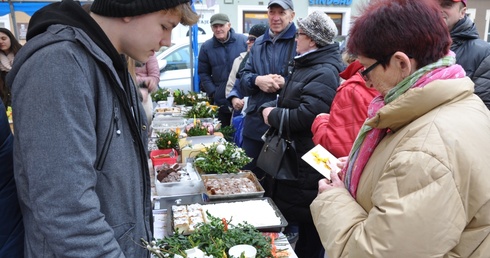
[268,0,294,10]
[199,12,247,126]
[210,13,230,26]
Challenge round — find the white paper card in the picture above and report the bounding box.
[301,144,340,180]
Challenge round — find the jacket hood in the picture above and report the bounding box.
[339,60,363,80]
[27,0,124,72]
[451,16,480,48]
[295,43,345,73]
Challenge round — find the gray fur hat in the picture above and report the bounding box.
[298,11,338,47]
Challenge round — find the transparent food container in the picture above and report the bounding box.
[155,163,205,197]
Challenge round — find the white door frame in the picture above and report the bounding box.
[485,9,490,42]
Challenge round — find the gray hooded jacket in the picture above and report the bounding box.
[6,2,152,256]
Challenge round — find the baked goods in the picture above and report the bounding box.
[172,204,205,234]
[156,163,184,182]
[204,177,258,195]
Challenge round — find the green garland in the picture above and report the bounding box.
[142,213,273,258]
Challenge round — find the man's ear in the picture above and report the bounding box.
[459,5,467,19]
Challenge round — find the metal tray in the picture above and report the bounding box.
[201,171,265,200]
[169,197,288,235]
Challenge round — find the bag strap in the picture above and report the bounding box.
[277,109,286,138]
[283,109,291,140]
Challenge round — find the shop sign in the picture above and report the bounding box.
[309,0,352,6]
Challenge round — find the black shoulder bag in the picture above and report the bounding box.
[256,109,298,180]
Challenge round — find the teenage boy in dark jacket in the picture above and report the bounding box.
[6,0,198,257]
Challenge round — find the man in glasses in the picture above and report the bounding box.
[198,13,247,127]
[439,0,490,109]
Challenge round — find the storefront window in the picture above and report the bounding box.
[242,11,268,33]
[326,13,343,35]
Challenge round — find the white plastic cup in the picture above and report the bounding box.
[167,96,175,106]
[228,244,257,258]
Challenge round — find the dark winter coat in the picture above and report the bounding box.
[451,16,490,109]
[0,98,24,258]
[238,23,297,141]
[259,44,344,224]
[198,28,247,108]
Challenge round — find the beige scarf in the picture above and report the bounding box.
[0,51,14,72]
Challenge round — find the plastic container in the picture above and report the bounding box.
[151,117,186,133]
[155,163,205,197]
[179,135,223,162]
[150,149,178,166]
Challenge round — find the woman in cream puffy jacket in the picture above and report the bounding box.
[311,0,490,257]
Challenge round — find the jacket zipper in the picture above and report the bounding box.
[95,98,120,170]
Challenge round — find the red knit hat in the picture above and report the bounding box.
[453,0,467,6]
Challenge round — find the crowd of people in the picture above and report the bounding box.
[1,0,490,257]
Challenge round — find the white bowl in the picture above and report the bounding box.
[228,244,257,258]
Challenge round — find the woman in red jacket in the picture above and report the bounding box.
[311,56,378,158]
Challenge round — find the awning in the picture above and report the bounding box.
[0,2,51,16]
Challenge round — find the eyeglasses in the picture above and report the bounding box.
[295,32,307,38]
[360,53,410,81]
[247,36,257,42]
[360,60,381,81]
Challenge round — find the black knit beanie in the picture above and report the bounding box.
[91,0,190,17]
[248,24,267,37]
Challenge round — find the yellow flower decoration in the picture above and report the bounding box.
[6,106,13,123]
[312,151,332,170]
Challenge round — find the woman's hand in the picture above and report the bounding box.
[262,107,274,126]
[318,169,345,194]
[337,156,348,169]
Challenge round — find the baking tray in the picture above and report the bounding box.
[168,197,288,235]
[201,171,265,200]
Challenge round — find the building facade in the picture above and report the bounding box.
[467,0,490,42]
[187,0,490,42]
[182,0,364,39]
